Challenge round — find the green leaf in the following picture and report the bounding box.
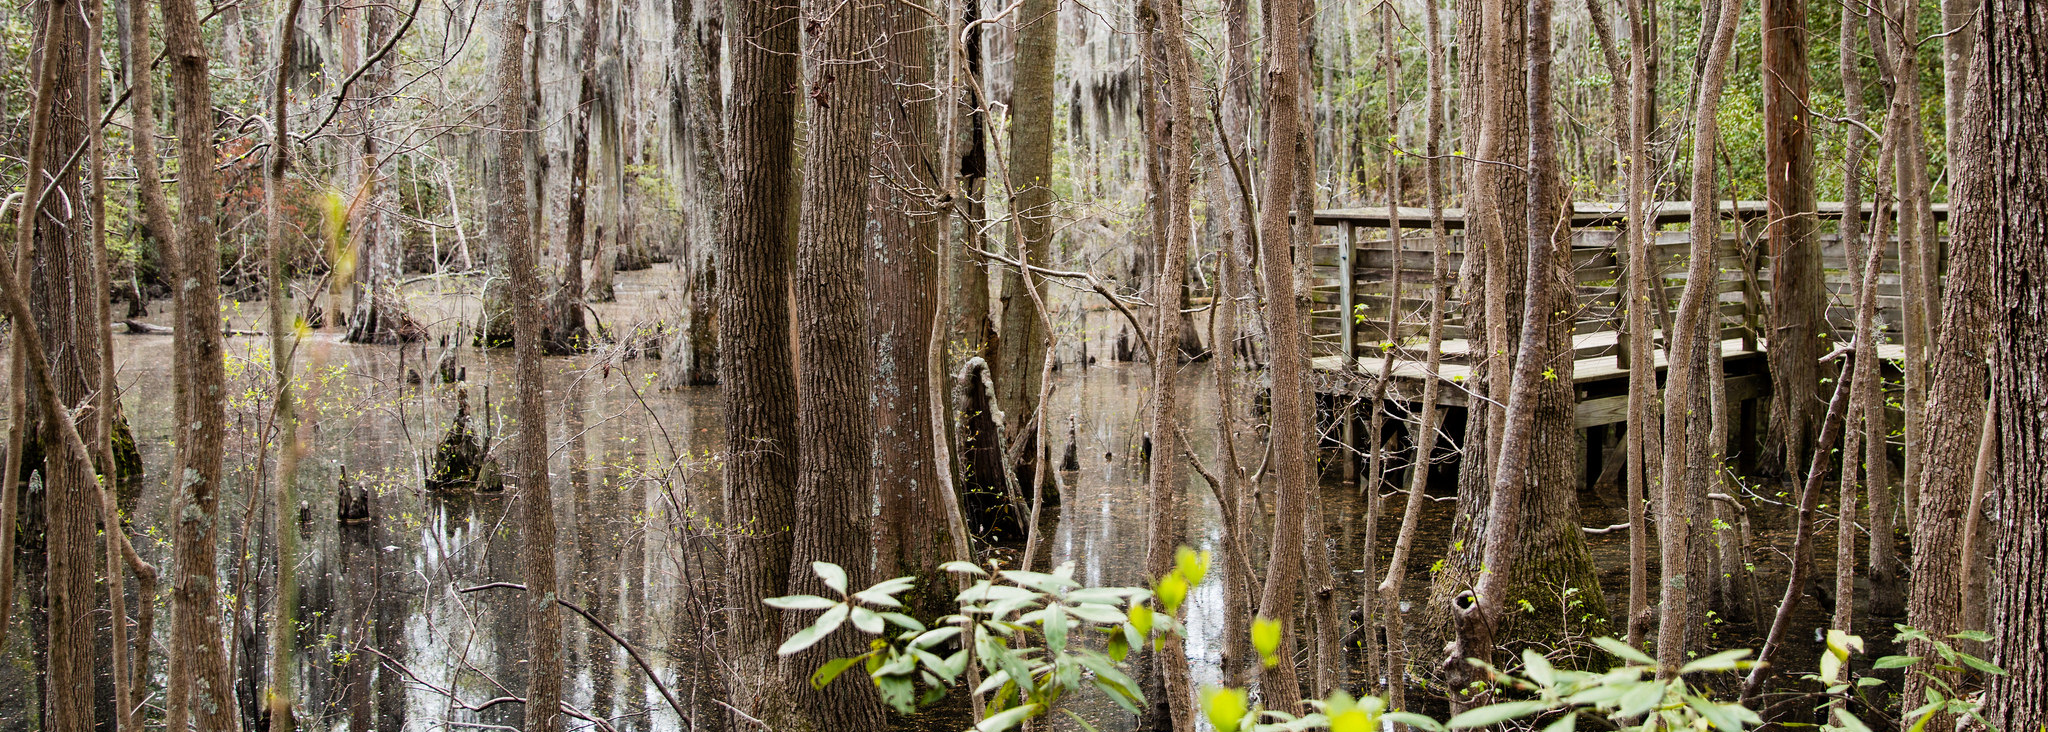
[810,655,864,689]
[1872,655,1921,670]
[910,626,962,649]
[1175,547,1211,587]
[1948,630,1992,643]
[850,606,886,634]
[1201,686,1250,732]
[1679,648,1752,674]
[940,561,988,576]
[1107,629,1130,662]
[1130,604,1155,639]
[1045,603,1069,652]
[1066,603,1126,625]
[1957,653,2007,676]
[763,594,839,611]
[1157,574,1189,615]
[1446,701,1547,729]
[1591,636,1655,666]
[976,703,1042,732]
[1523,649,1556,687]
[1385,712,1446,732]
[1834,709,1873,732]
[777,622,826,656]
[1615,680,1663,718]
[813,562,848,594]
[1252,617,1283,668]
[1540,712,1576,732]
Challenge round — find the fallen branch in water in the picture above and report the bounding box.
[456,582,690,726]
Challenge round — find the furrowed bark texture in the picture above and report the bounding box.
[491,0,566,727]
[22,1,101,727]
[161,0,238,720]
[994,0,1056,429]
[1904,20,1993,727]
[1656,0,1740,671]
[783,1,886,730]
[1253,0,1309,712]
[1762,0,1821,482]
[715,0,800,724]
[869,0,950,611]
[1979,0,2048,726]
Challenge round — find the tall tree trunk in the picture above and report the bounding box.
[944,0,990,372]
[783,1,885,730]
[1871,0,1921,619]
[491,0,566,727]
[1253,0,1312,712]
[869,0,949,613]
[19,0,102,727]
[161,0,239,718]
[1976,0,2048,725]
[1657,0,1740,672]
[716,0,801,724]
[1763,0,1821,484]
[1904,15,1994,728]
[993,0,1056,438]
[662,0,723,388]
[1139,0,1197,726]
[552,0,601,355]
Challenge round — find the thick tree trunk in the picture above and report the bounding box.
[868,0,950,613]
[993,0,1056,435]
[783,1,885,730]
[1904,20,1993,729]
[20,1,102,727]
[716,0,801,724]
[491,0,566,727]
[265,1,310,729]
[160,0,239,719]
[550,0,601,355]
[1762,0,1821,484]
[1977,0,2048,726]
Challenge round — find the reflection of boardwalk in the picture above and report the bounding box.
[1304,201,1942,459]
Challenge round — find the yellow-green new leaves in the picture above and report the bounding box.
[1252,617,1283,668]
[1821,629,1863,684]
[1201,686,1249,732]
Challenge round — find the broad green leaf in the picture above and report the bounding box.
[1065,603,1126,625]
[849,606,886,634]
[1446,701,1546,729]
[880,612,925,632]
[1157,574,1189,614]
[1958,653,2007,676]
[910,626,962,648]
[1947,630,1992,643]
[1130,604,1155,639]
[1679,648,1752,674]
[1107,629,1130,662]
[777,622,826,656]
[1201,686,1250,732]
[976,702,1042,732]
[1523,649,1556,687]
[1045,603,1069,652]
[1615,679,1663,718]
[1834,709,1873,732]
[1872,655,1921,670]
[810,655,864,689]
[813,562,848,594]
[1252,617,1283,668]
[1175,547,1211,587]
[1385,712,1447,732]
[940,561,988,576]
[1591,636,1655,666]
[1540,712,1576,732]
[763,595,839,611]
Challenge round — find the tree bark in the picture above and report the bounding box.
[716,0,801,724]
[1977,0,2048,726]
[1657,0,1740,671]
[993,0,1057,436]
[869,0,950,613]
[551,0,602,355]
[783,1,886,730]
[1903,31,1992,720]
[1253,0,1310,712]
[265,0,310,728]
[161,0,239,719]
[344,0,423,345]
[489,0,566,727]
[662,0,723,387]
[1762,0,1821,484]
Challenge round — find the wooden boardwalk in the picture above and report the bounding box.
[1304,200,1942,463]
